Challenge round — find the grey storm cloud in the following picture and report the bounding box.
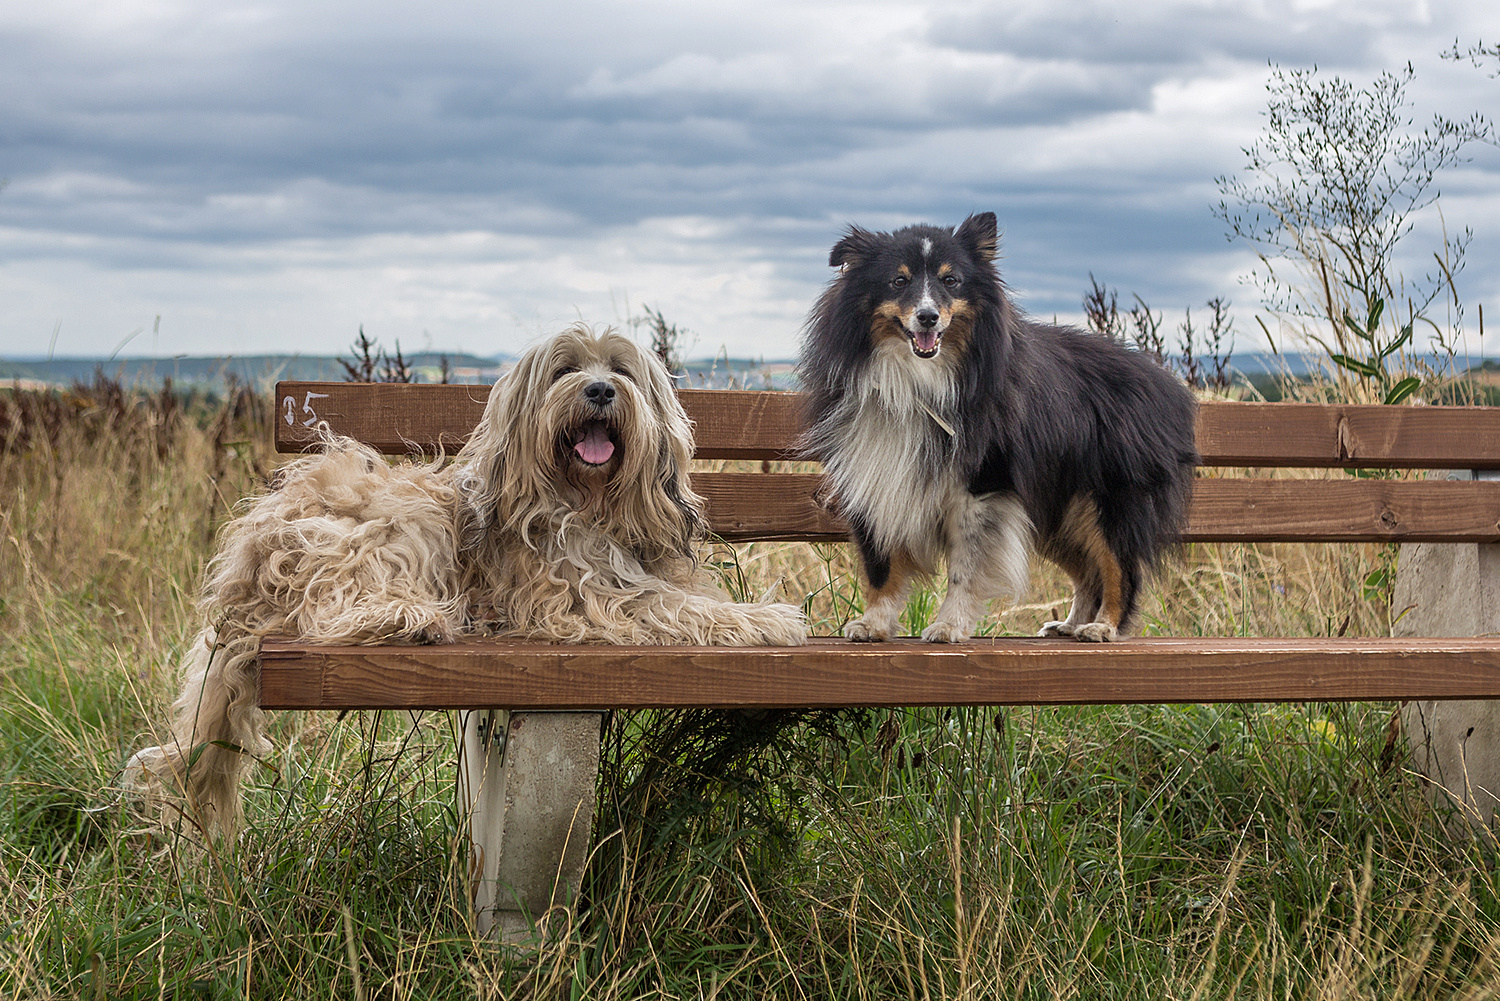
[0,3,1174,231]
[0,0,1495,358]
[929,0,1383,67]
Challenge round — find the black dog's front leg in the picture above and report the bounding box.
[844,516,914,642]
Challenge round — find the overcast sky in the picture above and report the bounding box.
[2,0,1498,362]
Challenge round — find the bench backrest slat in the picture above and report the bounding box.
[273,382,1500,546]
[276,383,1500,469]
[697,473,1500,544]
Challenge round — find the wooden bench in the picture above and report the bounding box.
[267,381,1500,936]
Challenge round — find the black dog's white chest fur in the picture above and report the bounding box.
[817,337,1031,594]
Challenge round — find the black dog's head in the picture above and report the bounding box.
[826,212,999,360]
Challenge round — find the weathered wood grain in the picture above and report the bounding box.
[275,382,491,456]
[259,636,1500,710]
[274,383,1500,469]
[694,474,1500,544]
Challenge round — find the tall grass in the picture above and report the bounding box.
[4,376,1500,999]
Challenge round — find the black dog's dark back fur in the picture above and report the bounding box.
[799,212,1198,639]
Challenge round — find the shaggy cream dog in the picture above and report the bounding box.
[126,325,806,834]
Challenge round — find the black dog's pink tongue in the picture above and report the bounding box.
[574,424,615,464]
[912,329,940,355]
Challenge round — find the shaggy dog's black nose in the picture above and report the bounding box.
[584,381,615,406]
[916,308,940,329]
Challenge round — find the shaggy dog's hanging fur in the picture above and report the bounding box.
[125,325,805,835]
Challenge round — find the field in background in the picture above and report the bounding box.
[5,376,1500,999]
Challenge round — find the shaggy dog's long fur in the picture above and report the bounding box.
[126,325,805,834]
[799,213,1198,644]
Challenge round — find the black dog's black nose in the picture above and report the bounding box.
[584,380,615,405]
[915,308,940,329]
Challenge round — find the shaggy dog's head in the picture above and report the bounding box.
[456,324,704,559]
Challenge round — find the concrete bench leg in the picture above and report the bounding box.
[457,710,602,940]
[1395,491,1500,835]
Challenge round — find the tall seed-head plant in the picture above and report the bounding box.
[1445,38,1500,82]
[339,326,416,383]
[631,304,690,379]
[1215,64,1490,403]
[1083,275,1235,392]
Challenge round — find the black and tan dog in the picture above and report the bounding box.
[799,212,1198,643]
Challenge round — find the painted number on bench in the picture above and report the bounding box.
[283,392,330,428]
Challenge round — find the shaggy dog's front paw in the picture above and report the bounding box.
[1038,620,1076,637]
[920,621,970,644]
[755,603,808,646]
[843,618,890,642]
[1074,622,1119,643]
[410,621,458,645]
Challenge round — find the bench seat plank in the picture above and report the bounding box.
[259,637,1500,710]
[276,383,1500,469]
[696,473,1500,543]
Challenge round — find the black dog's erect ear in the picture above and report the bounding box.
[829,225,877,268]
[954,212,998,263]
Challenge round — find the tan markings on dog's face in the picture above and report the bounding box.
[870,300,910,348]
[932,300,973,358]
[870,296,976,363]
[937,263,953,278]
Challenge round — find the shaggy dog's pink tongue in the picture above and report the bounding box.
[574,424,615,464]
